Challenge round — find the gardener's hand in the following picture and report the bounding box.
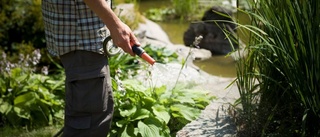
[109,21,141,56]
[83,0,140,56]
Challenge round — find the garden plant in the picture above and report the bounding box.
[232,0,320,136]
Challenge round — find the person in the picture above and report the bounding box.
[41,0,140,136]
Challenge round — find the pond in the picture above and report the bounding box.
[138,0,238,78]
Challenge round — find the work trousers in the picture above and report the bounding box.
[60,50,114,137]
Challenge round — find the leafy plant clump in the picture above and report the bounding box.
[0,50,65,128]
[109,79,215,137]
[232,0,320,136]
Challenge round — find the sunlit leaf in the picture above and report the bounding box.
[14,92,36,106]
[152,105,170,124]
[120,105,137,117]
[120,125,131,137]
[170,104,200,121]
[116,120,128,128]
[131,108,150,121]
[137,121,160,137]
[0,100,13,114]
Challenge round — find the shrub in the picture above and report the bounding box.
[0,49,65,127]
[0,0,45,52]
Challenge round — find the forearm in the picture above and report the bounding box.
[83,0,139,56]
[83,0,121,30]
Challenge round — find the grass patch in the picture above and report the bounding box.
[0,125,63,137]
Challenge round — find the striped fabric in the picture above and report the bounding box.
[41,0,111,56]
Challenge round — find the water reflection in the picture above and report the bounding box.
[193,55,236,78]
[138,0,237,78]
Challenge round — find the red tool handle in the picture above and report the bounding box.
[132,45,156,65]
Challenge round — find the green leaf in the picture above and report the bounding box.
[131,108,150,121]
[138,121,161,137]
[144,117,170,136]
[142,97,156,109]
[122,79,147,93]
[154,85,167,96]
[14,92,36,106]
[116,120,128,128]
[39,99,52,106]
[14,106,30,119]
[170,104,200,121]
[120,105,137,117]
[152,105,170,124]
[120,125,131,137]
[174,96,195,104]
[0,100,13,114]
[120,124,135,137]
[10,68,22,77]
[15,74,29,83]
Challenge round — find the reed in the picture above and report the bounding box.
[234,0,320,136]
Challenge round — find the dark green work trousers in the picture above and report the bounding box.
[60,50,114,137]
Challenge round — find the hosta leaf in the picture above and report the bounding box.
[142,97,156,105]
[172,112,181,118]
[14,106,30,119]
[116,120,128,128]
[120,124,135,137]
[15,74,29,83]
[120,125,131,137]
[154,85,167,96]
[159,92,171,104]
[144,117,169,136]
[170,104,200,121]
[39,99,52,106]
[138,121,160,137]
[120,105,136,117]
[131,108,150,121]
[50,79,65,91]
[141,97,156,109]
[152,105,170,124]
[174,96,195,104]
[0,100,13,114]
[14,92,36,106]
[38,87,54,100]
[122,79,147,93]
[10,68,22,77]
[0,79,6,93]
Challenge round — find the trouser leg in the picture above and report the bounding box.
[60,51,114,137]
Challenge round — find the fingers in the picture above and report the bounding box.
[122,39,135,56]
[130,33,141,47]
[121,33,140,56]
[108,22,141,56]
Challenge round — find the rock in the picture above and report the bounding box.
[183,6,238,55]
[135,19,173,46]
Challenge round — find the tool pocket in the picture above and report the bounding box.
[66,76,108,113]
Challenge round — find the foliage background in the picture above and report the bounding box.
[0,0,215,136]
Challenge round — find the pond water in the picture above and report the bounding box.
[138,0,237,78]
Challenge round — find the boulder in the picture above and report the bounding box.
[183,6,238,55]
